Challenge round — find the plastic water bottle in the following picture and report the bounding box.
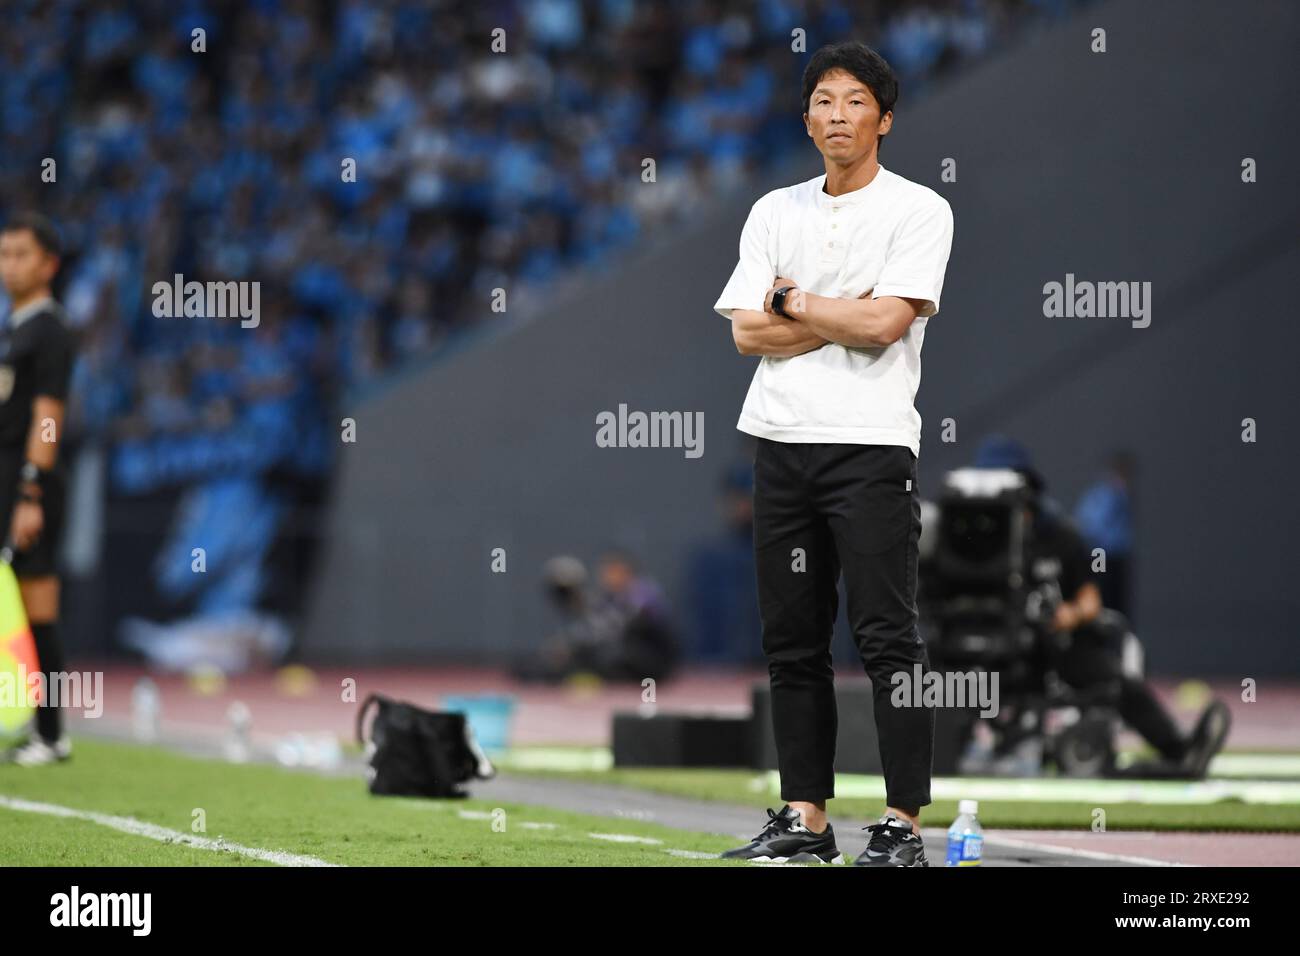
[224,701,252,763]
[131,678,160,742]
[945,799,984,867]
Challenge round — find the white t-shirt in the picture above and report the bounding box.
[713,164,954,456]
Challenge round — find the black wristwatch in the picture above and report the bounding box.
[18,461,45,503]
[770,285,798,318]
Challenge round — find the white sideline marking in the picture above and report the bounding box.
[818,770,1300,805]
[0,795,340,867]
[587,832,663,844]
[664,848,718,859]
[983,832,1190,867]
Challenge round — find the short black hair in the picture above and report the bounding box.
[1,211,62,258]
[801,41,899,142]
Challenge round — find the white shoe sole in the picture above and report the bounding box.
[747,852,846,865]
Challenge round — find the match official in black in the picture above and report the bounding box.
[0,212,76,766]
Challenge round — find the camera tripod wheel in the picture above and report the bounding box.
[1050,713,1116,778]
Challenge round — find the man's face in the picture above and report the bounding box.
[803,68,891,165]
[0,229,58,301]
[598,557,634,595]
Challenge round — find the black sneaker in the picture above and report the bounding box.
[720,805,845,864]
[853,815,929,867]
[1181,700,1231,779]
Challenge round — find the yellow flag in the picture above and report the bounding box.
[0,560,38,733]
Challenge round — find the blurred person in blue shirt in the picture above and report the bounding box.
[1074,450,1135,621]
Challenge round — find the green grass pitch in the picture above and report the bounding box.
[0,738,749,867]
[3,737,1296,867]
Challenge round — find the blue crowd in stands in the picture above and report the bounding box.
[0,0,1090,657]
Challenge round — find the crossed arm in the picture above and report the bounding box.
[731,276,926,356]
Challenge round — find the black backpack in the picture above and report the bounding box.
[355,693,496,798]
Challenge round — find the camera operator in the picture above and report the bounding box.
[972,436,1231,778]
[511,552,678,684]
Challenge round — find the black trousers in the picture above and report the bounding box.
[1061,616,1187,762]
[753,438,933,809]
